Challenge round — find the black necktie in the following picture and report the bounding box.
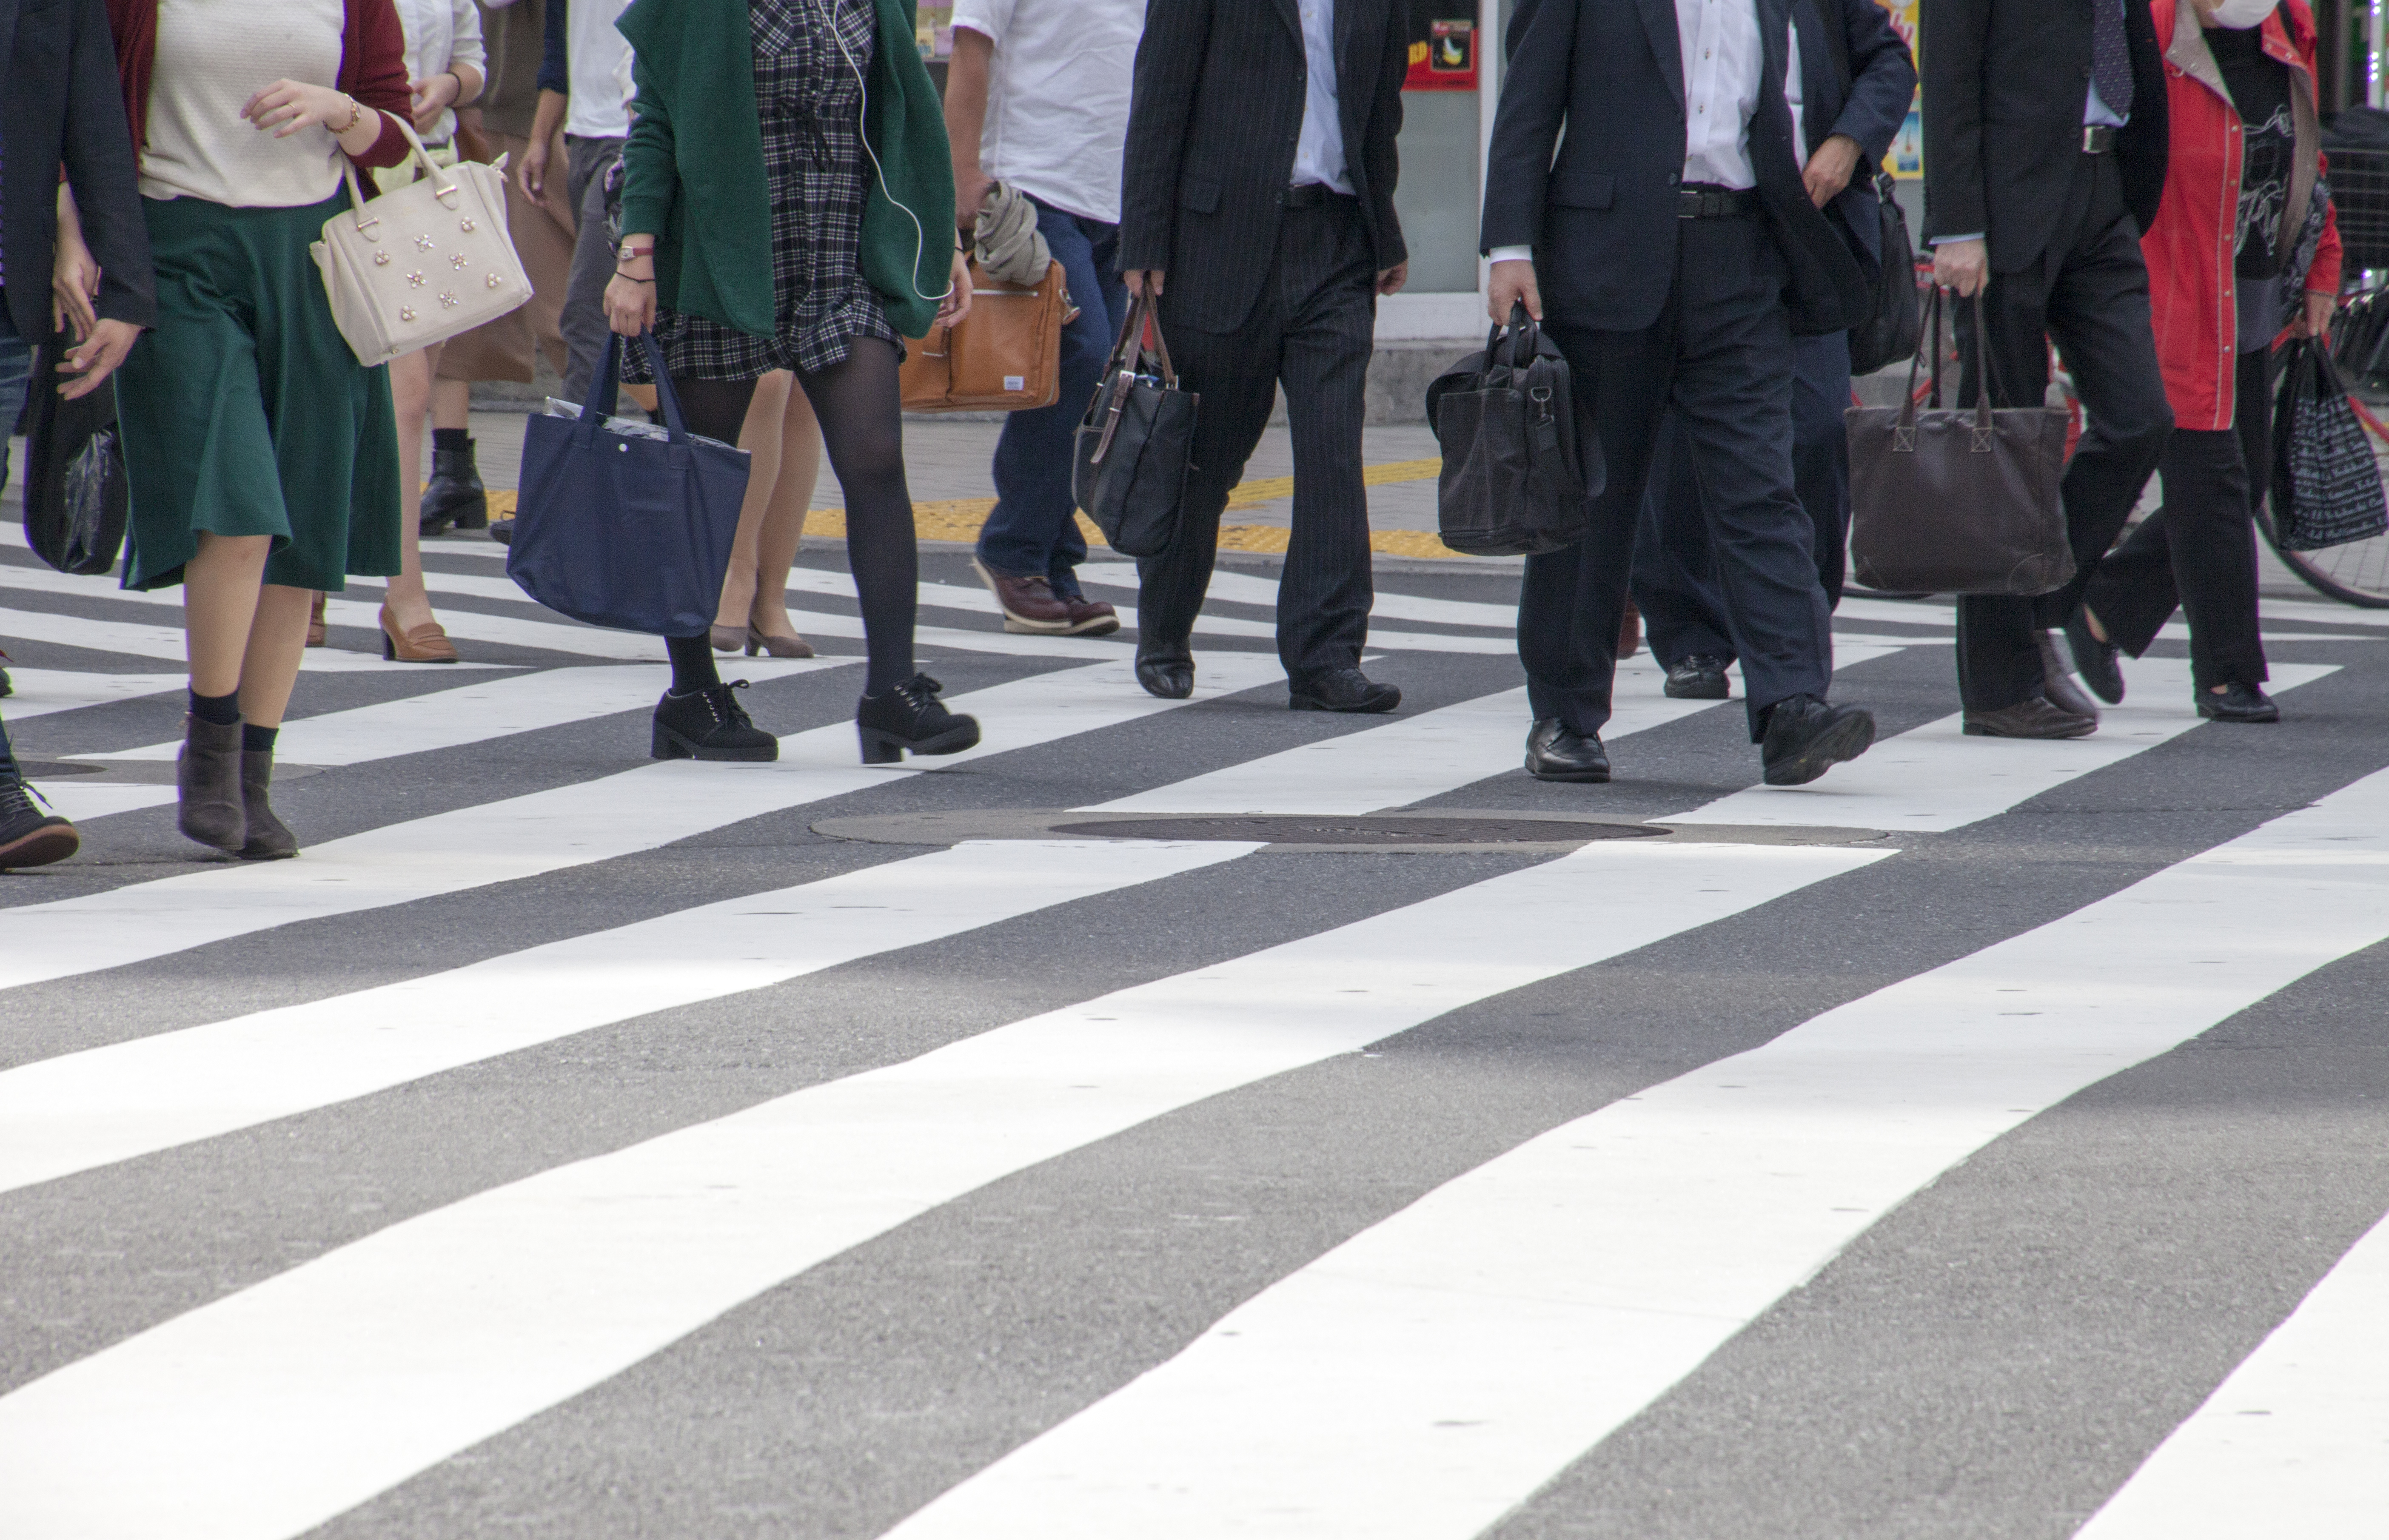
[2091,0,2135,121]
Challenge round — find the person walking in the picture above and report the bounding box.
[1116,0,1410,711]
[943,0,1135,639]
[1482,0,1880,786]
[1631,0,1915,703]
[605,0,977,764]
[710,368,825,658]
[1922,0,2176,739]
[2070,0,2340,723]
[98,0,414,858]
[530,0,635,408]
[374,0,485,664]
[1,0,156,869]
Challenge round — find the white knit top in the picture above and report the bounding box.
[138,0,355,208]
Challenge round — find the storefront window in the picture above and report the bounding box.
[1390,3,1484,294]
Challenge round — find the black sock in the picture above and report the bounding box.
[190,689,241,726]
[432,427,471,452]
[242,723,279,753]
[664,634,721,695]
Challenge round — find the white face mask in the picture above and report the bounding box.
[2206,0,2278,28]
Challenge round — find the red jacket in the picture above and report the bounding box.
[103,0,413,174]
[2142,0,2343,432]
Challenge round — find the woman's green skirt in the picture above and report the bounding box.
[116,191,402,592]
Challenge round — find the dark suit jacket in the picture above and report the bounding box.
[0,0,154,342]
[1794,0,1916,272]
[1919,0,2168,272]
[1118,0,1408,334]
[1480,0,1871,337]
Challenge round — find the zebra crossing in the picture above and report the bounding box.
[1,536,2386,1539]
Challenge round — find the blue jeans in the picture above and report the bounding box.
[975,199,1125,599]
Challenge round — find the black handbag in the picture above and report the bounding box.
[2269,337,2388,552]
[20,339,131,577]
[1424,305,1599,557]
[1072,293,1198,559]
[1845,287,2074,595]
[508,331,752,635]
[1846,170,1922,376]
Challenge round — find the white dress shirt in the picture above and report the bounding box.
[1291,0,1352,194]
[952,0,1143,222]
[1489,0,1801,265]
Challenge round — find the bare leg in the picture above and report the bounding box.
[238,584,315,729]
[429,373,472,432]
[184,532,274,696]
[714,371,793,633]
[752,381,821,642]
[382,344,445,634]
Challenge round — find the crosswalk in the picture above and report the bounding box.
[2,537,2385,1540]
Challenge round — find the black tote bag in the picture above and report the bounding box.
[1073,292,1198,558]
[1846,170,1922,377]
[20,340,130,577]
[2270,337,2388,552]
[1846,288,2074,595]
[508,331,751,635]
[1424,305,1598,557]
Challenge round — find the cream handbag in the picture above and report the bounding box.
[310,121,531,365]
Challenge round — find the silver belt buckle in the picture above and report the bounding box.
[2082,124,2112,154]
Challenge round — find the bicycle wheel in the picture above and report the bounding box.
[2258,502,2389,606]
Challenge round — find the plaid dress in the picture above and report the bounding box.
[645,0,900,380]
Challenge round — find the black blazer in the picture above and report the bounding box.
[0,0,155,343]
[1480,0,1871,336]
[1118,0,1409,334]
[1919,0,2168,273]
[1794,0,1917,272]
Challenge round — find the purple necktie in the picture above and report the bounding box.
[2092,0,2135,120]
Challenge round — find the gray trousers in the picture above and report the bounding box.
[560,134,626,405]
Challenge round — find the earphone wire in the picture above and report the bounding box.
[822,0,952,303]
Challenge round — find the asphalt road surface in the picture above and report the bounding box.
[2,530,2386,1540]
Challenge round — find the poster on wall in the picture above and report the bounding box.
[1405,0,1478,91]
[1879,0,1923,179]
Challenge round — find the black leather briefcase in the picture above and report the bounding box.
[1072,293,1198,559]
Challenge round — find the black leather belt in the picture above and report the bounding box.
[2082,124,2117,154]
[1284,182,1350,208]
[1677,185,1762,219]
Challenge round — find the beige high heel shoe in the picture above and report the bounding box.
[745,625,816,659]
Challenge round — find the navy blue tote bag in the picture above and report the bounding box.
[508,332,750,634]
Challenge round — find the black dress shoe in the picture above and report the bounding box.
[1524,719,1610,782]
[1289,667,1400,714]
[2035,630,2102,720]
[857,674,981,763]
[1135,638,1194,700]
[1760,694,1876,786]
[651,681,779,761]
[1961,696,2098,739]
[2063,612,2125,704]
[1663,655,1730,700]
[0,777,79,870]
[2198,681,2279,723]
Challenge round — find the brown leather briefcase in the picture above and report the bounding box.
[900,257,1070,413]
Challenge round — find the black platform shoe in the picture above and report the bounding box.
[651,681,778,761]
[420,437,489,535]
[858,675,981,763]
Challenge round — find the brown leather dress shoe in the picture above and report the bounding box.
[971,558,1071,633]
[380,605,459,663]
[1060,596,1121,636]
[1962,696,2098,739]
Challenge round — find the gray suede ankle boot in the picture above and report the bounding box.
[176,714,246,853]
[238,750,298,860]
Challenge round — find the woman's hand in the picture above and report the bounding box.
[605,235,659,335]
[935,250,973,329]
[243,80,364,142]
[409,72,461,135]
[2296,289,2336,346]
[51,189,102,340]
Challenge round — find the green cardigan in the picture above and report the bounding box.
[616,0,955,342]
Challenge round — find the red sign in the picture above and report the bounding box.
[1404,19,1477,91]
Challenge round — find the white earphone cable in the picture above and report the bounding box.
[822,0,952,303]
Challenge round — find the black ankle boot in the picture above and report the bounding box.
[177,714,247,853]
[857,675,981,763]
[651,681,778,761]
[420,437,488,535]
[238,750,299,860]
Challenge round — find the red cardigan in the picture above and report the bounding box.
[103,0,414,173]
[2142,0,2345,432]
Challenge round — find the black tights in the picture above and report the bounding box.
[661,339,918,696]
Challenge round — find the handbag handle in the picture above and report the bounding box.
[333,116,469,244]
[579,330,698,463]
[1483,301,1539,373]
[1900,286,2016,434]
[1898,283,1940,431]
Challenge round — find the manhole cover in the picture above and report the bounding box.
[1045,815,1666,846]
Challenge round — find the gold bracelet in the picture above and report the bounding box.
[337,97,365,136]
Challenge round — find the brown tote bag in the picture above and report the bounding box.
[899,257,1072,413]
[1845,287,2075,596]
